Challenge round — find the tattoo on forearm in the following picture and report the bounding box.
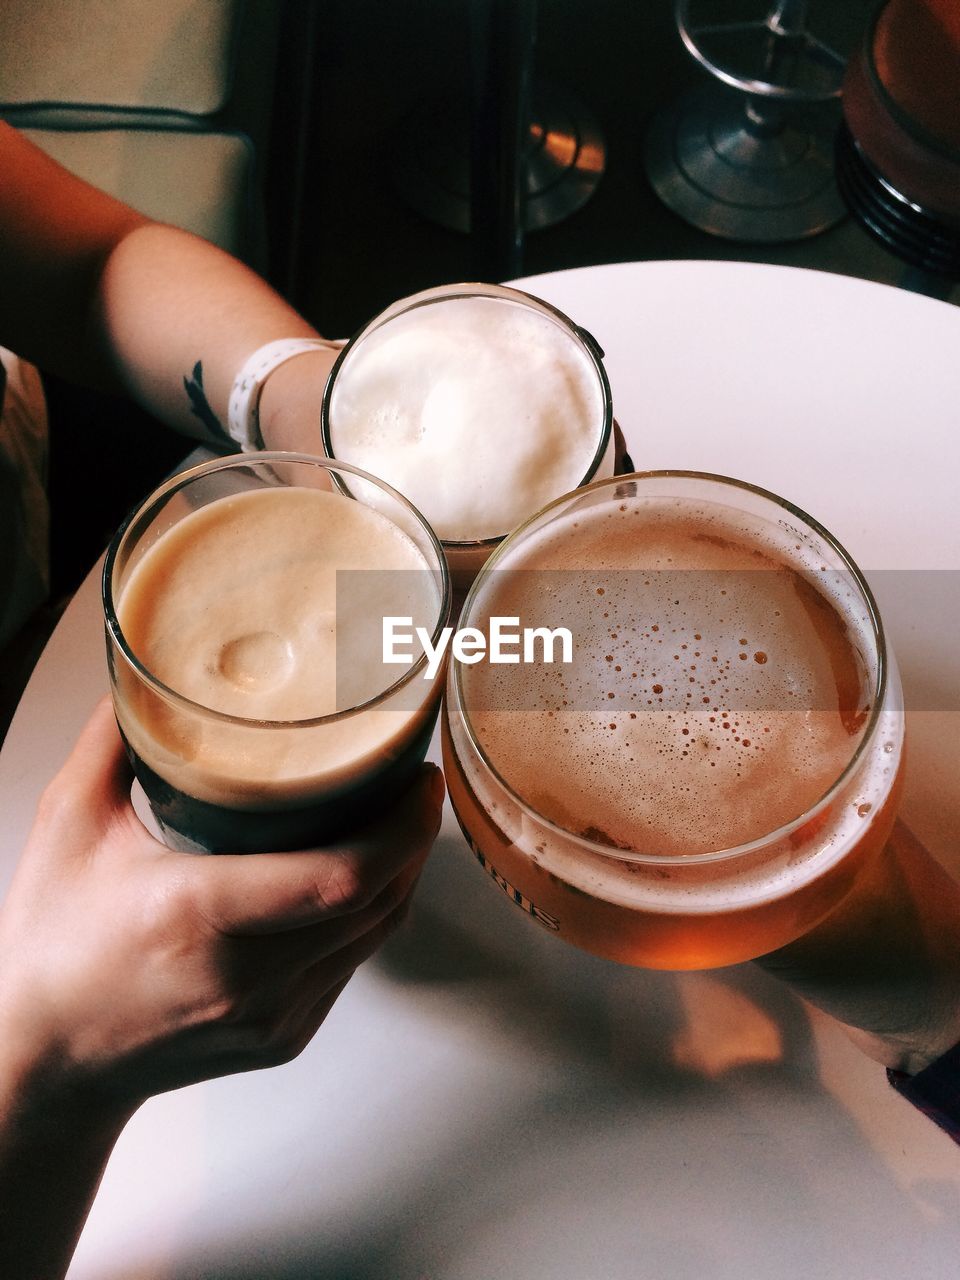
[183,361,229,442]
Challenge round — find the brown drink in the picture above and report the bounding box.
[442,473,904,969]
[104,455,449,853]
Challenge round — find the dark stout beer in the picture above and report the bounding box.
[105,456,448,853]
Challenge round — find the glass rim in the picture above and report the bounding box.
[320,281,614,550]
[102,451,452,730]
[451,469,891,867]
[862,3,960,166]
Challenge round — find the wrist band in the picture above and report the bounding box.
[227,337,342,452]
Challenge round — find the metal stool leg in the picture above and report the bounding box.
[468,0,535,280]
[645,0,847,242]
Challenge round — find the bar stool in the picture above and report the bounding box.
[835,0,960,297]
[645,0,846,241]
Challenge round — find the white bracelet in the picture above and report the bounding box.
[227,337,343,452]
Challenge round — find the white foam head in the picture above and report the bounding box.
[326,291,608,542]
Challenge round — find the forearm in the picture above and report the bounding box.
[757,822,960,1074]
[0,1046,131,1279]
[92,223,334,448]
[0,124,336,451]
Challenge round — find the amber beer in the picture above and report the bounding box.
[104,454,449,853]
[442,473,905,970]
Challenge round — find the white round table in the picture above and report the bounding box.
[2,261,959,1279]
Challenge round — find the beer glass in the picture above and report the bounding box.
[442,471,905,970]
[104,453,450,853]
[321,282,617,590]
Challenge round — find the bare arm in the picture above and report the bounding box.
[0,702,443,1278]
[0,121,335,450]
[757,821,960,1075]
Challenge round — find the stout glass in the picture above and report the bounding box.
[442,472,905,970]
[104,453,450,853]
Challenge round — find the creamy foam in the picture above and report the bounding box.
[327,295,605,542]
[460,495,889,877]
[114,486,441,808]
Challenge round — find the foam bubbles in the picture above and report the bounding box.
[463,495,877,859]
[217,630,295,691]
[328,296,604,541]
[115,487,441,805]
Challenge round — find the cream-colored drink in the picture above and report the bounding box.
[112,485,442,851]
[326,294,608,543]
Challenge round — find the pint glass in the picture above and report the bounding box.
[321,282,616,589]
[442,472,905,969]
[104,453,450,853]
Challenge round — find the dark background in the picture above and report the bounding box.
[44,0,938,601]
[288,0,882,336]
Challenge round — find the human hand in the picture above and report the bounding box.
[0,698,444,1118]
[756,821,960,1075]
